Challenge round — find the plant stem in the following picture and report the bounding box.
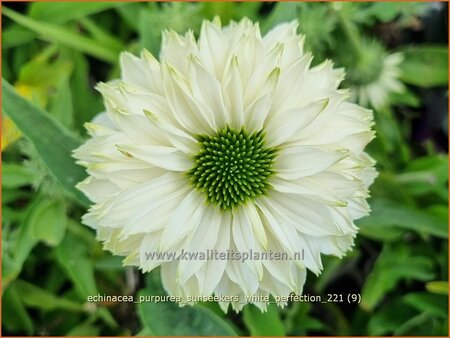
[334,5,364,62]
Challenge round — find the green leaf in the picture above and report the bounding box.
[31,199,67,246]
[137,294,237,335]
[365,2,427,25]
[55,232,98,299]
[28,2,123,24]
[357,198,448,238]
[3,197,47,287]
[2,25,36,49]
[2,163,35,189]
[4,3,123,49]
[137,275,237,336]
[426,281,449,295]
[138,3,202,55]
[403,292,448,319]
[397,155,448,198]
[361,245,434,311]
[115,3,143,31]
[69,52,103,131]
[389,88,421,108]
[243,304,285,336]
[398,45,448,87]
[315,252,359,292]
[2,189,30,205]
[2,284,34,334]
[359,224,405,242]
[393,312,436,336]
[78,17,125,53]
[2,80,89,207]
[261,2,298,34]
[66,322,100,336]
[297,3,337,57]
[368,298,417,335]
[49,79,74,128]
[365,2,422,22]
[135,327,155,336]
[55,232,118,326]
[3,7,118,63]
[284,302,325,335]
[14,279,84,312]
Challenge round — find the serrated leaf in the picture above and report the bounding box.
[2,80,89,207]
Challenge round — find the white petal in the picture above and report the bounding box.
[262,21,298,50]
[196,211,232,295]
[222,56,244,128]
[120,185,190,236]
[232,207,264,280]
[271,176,348,206]
[116,144,192,172]
[198,20,229,79]
[225,258,259,296]
[275,146,347,180]
[76,176,120,203]
[160,190,206,251]
[177,206,222,284]
[161,261,182,297]
[139,232,168,272]
[244,67,280,133]
[259,191,352,236]
[120,51,162,95]
[142,110,198,154]
[160,30,198,74]
[95,172,186,228]
[188,56,227,128]
[265,99,328,147]
[256,198,301,254]
[162,63,215,134]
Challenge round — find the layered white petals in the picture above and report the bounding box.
[74,18,377,312]
[274,145,348,180]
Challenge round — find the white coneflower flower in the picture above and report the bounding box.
[74,18,377,312]
[351,52,405,110]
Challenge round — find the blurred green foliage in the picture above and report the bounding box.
[2,2,448,336]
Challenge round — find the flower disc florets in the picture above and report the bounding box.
[189,127,276,210]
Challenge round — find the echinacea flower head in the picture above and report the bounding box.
[74,18,377,312]
[340,38,405,110]
[352,52,405,110]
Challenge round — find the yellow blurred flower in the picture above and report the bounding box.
[2,83,47,151]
